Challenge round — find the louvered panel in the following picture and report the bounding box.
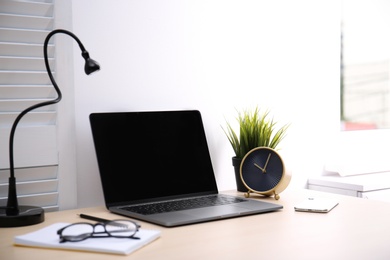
[0,0,59,211]
[0,0,53,17]
[0,99,56,112]
[43,205,58,212]
[0,126,58,169]
[0,111,57,128]
[0,166,58,184]
[0,42,54,58]
[0,28,50,44]
[0,56,53,71]
[0,13,53,30]
[0,192,58,209]
[0,71,52,84]
[0,179,57,197]
[0,86,55,99]
[24,0,53,3]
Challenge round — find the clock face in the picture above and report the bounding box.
[240,147,284,193]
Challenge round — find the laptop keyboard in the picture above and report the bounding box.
[120,195,246,215]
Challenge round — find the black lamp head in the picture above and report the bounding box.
[82,50,100,75]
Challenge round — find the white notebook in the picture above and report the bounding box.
[14,222,161,255]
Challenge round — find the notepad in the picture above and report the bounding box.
[14,223,161,255]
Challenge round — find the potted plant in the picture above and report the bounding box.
[223,107,289,191]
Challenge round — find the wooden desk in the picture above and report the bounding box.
[2,189,390,260]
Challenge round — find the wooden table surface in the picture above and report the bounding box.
[2,189,390,260]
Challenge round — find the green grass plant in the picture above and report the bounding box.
[223,107,289,158]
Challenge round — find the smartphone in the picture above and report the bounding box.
[294,198,339,213]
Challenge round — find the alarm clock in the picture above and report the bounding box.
[240,147,291,200]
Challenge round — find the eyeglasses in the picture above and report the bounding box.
[57,219,141,243]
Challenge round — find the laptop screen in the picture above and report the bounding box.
[89,110,218,207]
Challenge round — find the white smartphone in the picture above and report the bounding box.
[294,198,339,213]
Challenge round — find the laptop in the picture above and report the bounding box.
[89,110,282,227]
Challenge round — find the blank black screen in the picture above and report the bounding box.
[89,110,218,206]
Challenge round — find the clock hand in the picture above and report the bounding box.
[254,163,265,172]
[262,153,272,173]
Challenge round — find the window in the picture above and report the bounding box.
[323,0,390,177]
[341,0,390,130]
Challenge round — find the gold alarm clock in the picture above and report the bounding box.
[240,147,291,200]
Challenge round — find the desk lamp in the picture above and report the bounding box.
[0,29,100,227]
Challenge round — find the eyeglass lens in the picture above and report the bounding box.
[61,224,94,242]
[105,220,138,237]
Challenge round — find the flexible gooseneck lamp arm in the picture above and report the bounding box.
[5,29,100,221]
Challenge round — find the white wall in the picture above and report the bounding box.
[69,0,340,208]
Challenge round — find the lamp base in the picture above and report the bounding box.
[0,205,44,227]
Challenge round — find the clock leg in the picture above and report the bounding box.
[274,192,280,200]
[244,191,251,198]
